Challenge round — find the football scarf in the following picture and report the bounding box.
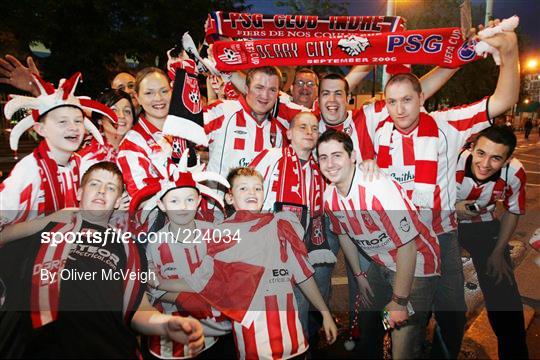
[205,11,405,43]
[212,27,480,71]
[273,146,335,264]
[376,112,439,208]
[30,216,142,328]
[34,140,79,215]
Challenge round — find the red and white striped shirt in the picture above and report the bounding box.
[325,169,440,277]
[319,101,388,163]
[146,221,231,359]
[373,97,491,234]
[0,151,79,228]
[206,213,313,359]
[79,137,118,176]
[456,150,526,223]
[203,96,302,177]
[117,116,185,196]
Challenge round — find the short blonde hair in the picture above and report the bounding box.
[226,167,263,189]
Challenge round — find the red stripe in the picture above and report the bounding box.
[49,241,67,323]
[402,136,415,166]
[236,111,246,127]
[159,243,175,265]
[234,137,245,150]
[241,322,258,359]
[371,196,402,246]
[345,198,363,235]
[359,186,380,232]
[255,125,264,152]
[265,295,284,359]
[432,186,444,235]
[456,170,465,184]
[514,167,527,213]
[399,183,439,274]
[205,114,225,135]
[249,149,269,168]
[377,145,392,168]
[286,293,299,354]
[148,336,162,357]
[446,111,487,131]
[414,160,438,184]
[353,111,375,161]
[466,185,483,201]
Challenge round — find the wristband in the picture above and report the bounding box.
[354,271,367,279]
[391,293,409,306]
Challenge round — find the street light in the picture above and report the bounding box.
[526,58,538,72]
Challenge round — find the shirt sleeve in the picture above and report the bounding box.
[503,161,526,215]
[0,156,41,227]
[431,97,491,149]
[116,137,160,196]
[203,100,225,144]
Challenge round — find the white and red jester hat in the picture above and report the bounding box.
[4,72,117,152]
[129,151,229,222]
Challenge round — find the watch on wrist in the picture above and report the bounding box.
[391,293,409,306]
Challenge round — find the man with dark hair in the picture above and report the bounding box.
[317,130,440,359]
[111,71,139,110]
[288,68,320,109]
[456,126,528,359]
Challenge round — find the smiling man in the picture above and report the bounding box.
[372,29,520,358]
[204,66,304,178]
[455,126,528,359]
[317,130,440,359]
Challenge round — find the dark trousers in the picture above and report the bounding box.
[458,220,529,359]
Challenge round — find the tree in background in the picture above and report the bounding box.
[0,0,249,96]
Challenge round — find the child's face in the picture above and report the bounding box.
[158,187,201,226]
[34,106,85,154]
[225,175,264,211]
[78,169,123,214]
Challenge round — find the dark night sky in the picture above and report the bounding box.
[247,0,540,56]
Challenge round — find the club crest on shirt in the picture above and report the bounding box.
[400,217,411,232]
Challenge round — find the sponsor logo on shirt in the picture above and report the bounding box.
[391,170,415,184]
[234,130,247,135]
[269,268,291,284]
[239,158,250,167]
[352,232,390,248]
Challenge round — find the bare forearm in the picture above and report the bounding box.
[158,278,192,292]
[0,217,51,244]
[131,296,171,335]
[488,34,519,117]
[345,65,373,91]
[338,234,363,274]
[393,239,417,299]
[298,277,330,313]
[494,212,519,253]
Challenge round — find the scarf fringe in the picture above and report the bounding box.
[308,249,337,265]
